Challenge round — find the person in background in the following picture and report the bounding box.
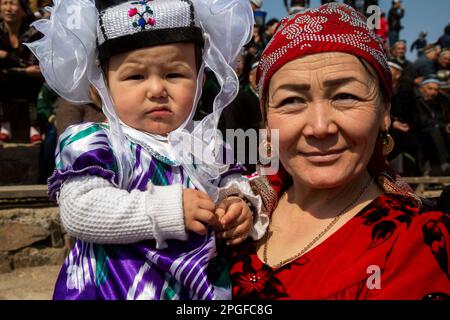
[284,0,310,15]
[219,59,262,174]
[410,31,428,58]
[250,0,262,11]
[389,40,411,70]
[0,0,43,143]
[388,0,404,46]
[374,12,388,45]
[36,81,58,183]
[33,0,53,19]
[436,49,450,81]
[388,60,421,176]
[415,76,450,175]
[408,44,440,83]
[264,18,279,45]
[437,23,450,50]
[247,24,265,58]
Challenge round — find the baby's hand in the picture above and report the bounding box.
[183,189,217,236]
[215,196,253,246]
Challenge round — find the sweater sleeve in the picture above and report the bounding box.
[59,175,187,249]
[217,172,267,240]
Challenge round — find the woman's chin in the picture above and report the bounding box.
[290,167,351,189]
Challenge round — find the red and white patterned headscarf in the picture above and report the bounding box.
[257,2,392,108]
[256,3,419,203]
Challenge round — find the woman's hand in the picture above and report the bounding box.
[392,120,410,132]
[182,189,217,236]
[24,65,41,77]
[215,196,253,246]
[0,50,8,59]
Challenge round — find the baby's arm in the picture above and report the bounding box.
[59,175,186,249]
[60,176,218,249]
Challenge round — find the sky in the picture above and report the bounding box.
[261,0,450,61]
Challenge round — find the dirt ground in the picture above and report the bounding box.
[0,265,60,300]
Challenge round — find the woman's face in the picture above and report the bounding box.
[0,0,26,24]
[267,52,390,189]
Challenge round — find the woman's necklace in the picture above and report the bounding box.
[263,177,374,269]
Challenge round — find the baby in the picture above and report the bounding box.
[28,0,266,299]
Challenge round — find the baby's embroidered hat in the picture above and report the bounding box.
[95,0,204,62]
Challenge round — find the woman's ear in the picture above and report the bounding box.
[381,101,392,131]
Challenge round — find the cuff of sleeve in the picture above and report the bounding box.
[145,183,187,249]
[217,175,268,240]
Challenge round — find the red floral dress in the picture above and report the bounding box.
[229,194,450,300]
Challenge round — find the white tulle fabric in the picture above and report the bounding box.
[26,0,253,200]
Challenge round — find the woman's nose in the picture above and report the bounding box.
[302,101,338,139]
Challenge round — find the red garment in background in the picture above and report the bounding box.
[375,16,389,44]
[229,194,450,300]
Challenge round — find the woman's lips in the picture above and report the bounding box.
[300,148,347,163]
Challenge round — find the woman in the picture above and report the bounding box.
[0,0,42,143]
[229,3,450,300]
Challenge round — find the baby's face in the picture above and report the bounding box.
[107,43,198,135]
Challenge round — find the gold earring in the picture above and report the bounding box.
[382,132,395,156]
[259,138,273,162]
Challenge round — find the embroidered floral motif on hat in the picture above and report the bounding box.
[129,0,155,30]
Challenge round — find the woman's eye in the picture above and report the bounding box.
[334,93,360,101]
[278,97,306,107]
[126,74,144,80]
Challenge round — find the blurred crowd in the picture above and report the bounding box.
[0,0,449,183]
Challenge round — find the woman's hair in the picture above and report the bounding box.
[17,0,36,29]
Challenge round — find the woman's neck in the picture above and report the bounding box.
[288,171,376,220]
[5,20,22,36]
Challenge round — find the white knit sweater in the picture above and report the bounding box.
[59,174,266,248]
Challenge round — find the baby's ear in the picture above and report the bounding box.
[89,85,102,108]
[202,72,206,86]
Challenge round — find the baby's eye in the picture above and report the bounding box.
[126,74,144,81]
[334,93,360,101]
[166,73,183,79]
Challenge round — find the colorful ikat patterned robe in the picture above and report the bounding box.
[49,123,231,300]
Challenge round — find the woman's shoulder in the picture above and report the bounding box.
[360,193,449,268]
[358,193,450,299]
[358,193,448,235]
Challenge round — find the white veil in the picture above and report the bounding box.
[26,0,253,200]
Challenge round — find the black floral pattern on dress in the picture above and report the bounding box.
[361,195,416,248]
[422,212,450,279]
[230,241,288,300]
[231,258,288,300]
